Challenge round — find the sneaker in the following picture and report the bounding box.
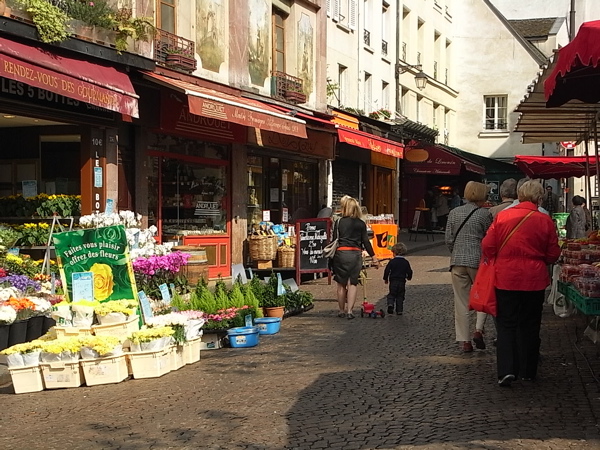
[396,311,403,315]
[462,342,474,353]
[473,331,486,350]
[498,374,516,387]
[347,313,355,320]
[337,312,346,318]
[387,305,394,314]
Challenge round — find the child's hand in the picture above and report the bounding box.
[384,280,388,284]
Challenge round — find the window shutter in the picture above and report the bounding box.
[327,0,331,17]
[349,0,357,29]
[333,0,340,21]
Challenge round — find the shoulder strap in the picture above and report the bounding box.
[332,218,339,239]
[498,211,535,254]
[452,207,480,244]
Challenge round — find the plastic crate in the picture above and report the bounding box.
[40,361,84,389]
[126,349,170,379]
[169,345,185,371]
[8,365,44,394]
[92,315,140,340]
[568,286,600,315]
[54,326,93,338]
[557,280,570,296]
[200,332,227,350]
[80,354,129,386]
[182,337,202,365]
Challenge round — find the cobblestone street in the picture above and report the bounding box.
[1,245,600,449]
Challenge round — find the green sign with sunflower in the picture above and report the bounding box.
[53,225,137,302]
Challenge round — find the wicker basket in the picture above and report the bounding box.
[277,247,295,268]
[248,235,278,260]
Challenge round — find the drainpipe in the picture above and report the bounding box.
[395,0,401,115]
[569,0,576,41]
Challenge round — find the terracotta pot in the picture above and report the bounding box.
[263,306,284,319]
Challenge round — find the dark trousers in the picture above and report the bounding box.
[495,288,545,380]
[386,279,406,313]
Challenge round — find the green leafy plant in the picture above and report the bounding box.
[228,282,246,309]
[0,225,19,250]
[260,272,285,308]
[113,7,154,52]
[61,0,115,28]
[14,0,70,43]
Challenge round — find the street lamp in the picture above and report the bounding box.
[395,62,428,90]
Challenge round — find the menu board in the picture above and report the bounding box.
[295,218,332,285]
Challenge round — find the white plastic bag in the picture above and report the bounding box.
[71,304,95,327]
[97,312,128,325]
[6,353,24,368]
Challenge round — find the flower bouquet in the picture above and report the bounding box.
[129,326,174,352]
[79,335,123,359]
[0,304,17,326]
[175,310,205,341]
[94,299,138,324]
[70,300,100,327]
[0,339,45,368]
[51,300,73,326]
[145,313,187,344]
[4,296,36,321]
[40,337,82,363]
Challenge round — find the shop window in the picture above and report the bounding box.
[484,95,508,130]
[0,160,38,196]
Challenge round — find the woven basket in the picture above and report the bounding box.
[277,247,295,268]
[248,235,278,260]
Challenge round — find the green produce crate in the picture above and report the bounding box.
[557,280,570,295]
[568,285,600,316]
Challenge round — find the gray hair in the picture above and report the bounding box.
[517,177,531,191]
[499,178,517,199]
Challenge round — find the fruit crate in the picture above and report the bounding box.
[568,285,600,316]
[557,280,570,295]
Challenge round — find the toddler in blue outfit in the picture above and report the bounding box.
[383,243,413,315]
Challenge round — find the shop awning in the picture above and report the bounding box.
[337,128,403,158]
[403,142,485,175]
[143,72,307,138]
[514,155,598,179]
[0,37,139,117]
[544,20,600,107]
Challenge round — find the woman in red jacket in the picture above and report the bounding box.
[481,181,561,387]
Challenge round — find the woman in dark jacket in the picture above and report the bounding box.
[481,181,561,387]
[332,197,379,319]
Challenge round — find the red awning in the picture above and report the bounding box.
[143,72,307,138]
[514,155,598,179]
[337,128,403,158]
[544,20,600,106]
[0,37,138,117]
[404,142,484,175]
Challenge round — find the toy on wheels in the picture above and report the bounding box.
[360,301,385,318]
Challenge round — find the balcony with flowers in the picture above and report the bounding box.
[153,28,197,73]
[271,71,307,105]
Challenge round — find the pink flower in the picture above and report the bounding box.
[89,2,95,6]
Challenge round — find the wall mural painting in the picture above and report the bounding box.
[248,0,270,86]
[297,13,314,96]
[196,0,226,73]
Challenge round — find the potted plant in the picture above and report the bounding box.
[113,7,154,53]
[165,47,197,72]
[11,0,70,43]
[260,273,286,318]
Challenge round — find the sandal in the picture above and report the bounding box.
[337,312,346,318]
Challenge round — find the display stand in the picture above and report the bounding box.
[41,215,74,275]
[295,218,331,286]
[408,209,434,242]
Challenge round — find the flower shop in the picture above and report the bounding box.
[0,210,314,394]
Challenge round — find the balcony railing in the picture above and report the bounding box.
[364,29,371,46]
[382,40,388,56]
[433,61,438,80]
[416,52,421,65]
[401,42,407,61]
[271,71,306,104]
[154,29,197,73]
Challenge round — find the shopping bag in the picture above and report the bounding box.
[469,257,497,317]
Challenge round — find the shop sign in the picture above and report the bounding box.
[370,224,397,260]
[247,128,335,159]
[90,130,105,214]
[194,201,220,217]
[337,129,403,158]
[0,77,114,119]
[0,55,137,116]
[53,225,138,303]
[160,90,246,143]
[404,146,461,175]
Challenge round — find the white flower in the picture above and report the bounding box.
[0,287,19,301]
[29,297,52,314]
[146,313,187,328]
[0,305,17,325]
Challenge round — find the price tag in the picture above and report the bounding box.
[159,283,171,305]
[72,272,94,303]
[245,314,253,327]
[138,291,153,322]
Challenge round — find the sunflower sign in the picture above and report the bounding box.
[53,225,138,302]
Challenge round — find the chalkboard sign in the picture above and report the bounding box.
[295,218,332,285]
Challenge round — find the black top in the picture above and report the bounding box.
[383,256,413,282]
[336,217,375,256]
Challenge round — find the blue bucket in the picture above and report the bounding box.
[254,317,281,335]
[227,326,259,348]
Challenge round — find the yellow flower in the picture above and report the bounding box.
[90,263,115,301]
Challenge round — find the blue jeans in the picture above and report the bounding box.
[386,279,406,313]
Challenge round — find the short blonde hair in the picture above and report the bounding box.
[464,181,488,203]
[342,197,362,218]
[518,180,544,204]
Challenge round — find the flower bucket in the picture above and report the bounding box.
[8,320,27,347]
[254,317,281,335]
[41,317,56,335]
[97,312,128,325]
[26,316,44,341]
[227,326,259,348]
[0,324,9,351]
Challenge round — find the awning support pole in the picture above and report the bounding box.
[594,118,600,229]
[585,139,592,217]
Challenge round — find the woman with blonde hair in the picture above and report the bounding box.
[331,197,379,319]
[445,181,493,352]
[482,180,560,386]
